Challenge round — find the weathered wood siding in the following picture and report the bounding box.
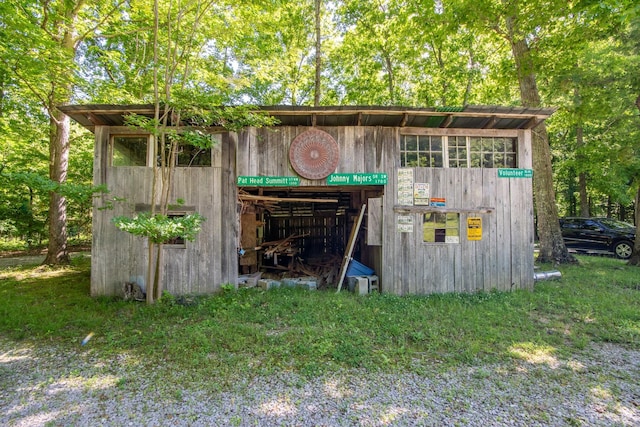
[236,126,534,295]
[91,126,237,297]
[92,124,533,296]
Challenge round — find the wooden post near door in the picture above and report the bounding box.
[336,203,367,292]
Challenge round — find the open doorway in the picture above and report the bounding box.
[237,186,383,289]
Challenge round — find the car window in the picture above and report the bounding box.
[598,218,634,231]
[561,219,579,229]
[583,220,602,230]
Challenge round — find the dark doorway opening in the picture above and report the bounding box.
[238,186,383,289]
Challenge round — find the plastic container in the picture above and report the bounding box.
[346,259,375,276]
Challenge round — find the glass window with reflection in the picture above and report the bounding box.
[401,135,443,167]
[423,212,460,243]
[402,135,517,169]
[112,136,148,166]
[176,144,212,167]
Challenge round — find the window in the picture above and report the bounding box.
[470,137,516,168]
[112,136,148,166]
[165,213,188,247]
[423,212,460,243]
[401,135,443,167]
[401,135,517,169]
[448,136,468,168]
[176,144,212,167]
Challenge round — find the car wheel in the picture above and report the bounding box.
[613,240,633,259]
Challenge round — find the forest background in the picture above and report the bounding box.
[0,0,639,263]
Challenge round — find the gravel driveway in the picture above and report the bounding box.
[1,337,638,426]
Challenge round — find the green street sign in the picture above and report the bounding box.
[327,173,388,185]
[237,176,300,186]
[498,168,533,179]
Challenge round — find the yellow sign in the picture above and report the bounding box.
[467,217,482,241]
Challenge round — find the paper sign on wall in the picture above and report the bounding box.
[397,215,414,233]
[397,168,414,205]
[414,183,430,205]
[467,217,482,241]
[430,197,446,207]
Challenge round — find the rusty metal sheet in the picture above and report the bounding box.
[288,129,339,180]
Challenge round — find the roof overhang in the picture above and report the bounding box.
[58,104,556,133]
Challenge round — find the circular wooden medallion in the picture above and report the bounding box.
[289,129,340,180]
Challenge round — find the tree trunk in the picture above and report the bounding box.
[506,16,575,264]
[43,111,71,265]
[576,125,590,217]
[314,0,321,107]
[627,95,640,266]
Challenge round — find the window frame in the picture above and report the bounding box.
[422,212,460,244]
[400,135,518,169]
[163,211,193,249]
[110,134,152,167]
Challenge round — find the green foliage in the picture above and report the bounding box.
[1,255,638,385]
[112,212,205,244]
[2,0,640,251]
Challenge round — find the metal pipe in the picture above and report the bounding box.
[534,270,562,281]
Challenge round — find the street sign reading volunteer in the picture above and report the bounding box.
[498,168,533,178]
[237,176,300,186]
[467,217,482,241]
[327,173,388,185]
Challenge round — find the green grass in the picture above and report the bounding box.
[1,255,638,387]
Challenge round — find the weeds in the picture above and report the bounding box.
[0,255,638,386]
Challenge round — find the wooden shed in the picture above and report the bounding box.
[61,104,554,297]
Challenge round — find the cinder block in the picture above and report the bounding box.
[258,279,281,290]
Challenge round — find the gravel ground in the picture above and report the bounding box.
[1,337,638,427]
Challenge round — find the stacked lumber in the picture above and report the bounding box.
[292,255,341,289]
[238,189,278,212]
[259,233,308,258]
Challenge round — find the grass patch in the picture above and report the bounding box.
[0,255,638,386]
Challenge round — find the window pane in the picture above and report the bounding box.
[113,136,148,166]
[423,212,460,243]
[405,135,417,151]
[406,152,418,166]
[470,153,481,167]
[505,153,516,167]
[470,137,482,151]
[418,136,430,151]
[483,154,493,168]
[177,145,212,167]
[432,153,443,167]
[431,137,442,151]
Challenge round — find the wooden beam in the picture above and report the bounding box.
[393,205,495,214]
[336,203,367,293]
[439,115,454,128]
[399,128,519,137]
[239,194,338,203]
[521,117,542,129]
[482,116,498,129]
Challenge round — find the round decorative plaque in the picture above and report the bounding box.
[288,129,340,180]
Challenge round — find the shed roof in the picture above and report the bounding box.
[58,104,555,132]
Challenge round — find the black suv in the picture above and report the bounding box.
[559,217,636,259]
